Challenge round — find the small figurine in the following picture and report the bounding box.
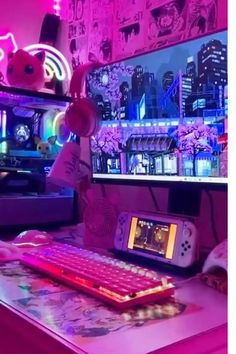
[7,49,45,91]
[34,135,57,158]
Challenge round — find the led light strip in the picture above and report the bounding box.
[24,43,72,81]
[26,49,65,80]
[1,110,7,153]
[0,32,18,61]
[52,111,72,147]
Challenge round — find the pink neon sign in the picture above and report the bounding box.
[0,32,18,61]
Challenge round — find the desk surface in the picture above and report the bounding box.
[0,226,227,354]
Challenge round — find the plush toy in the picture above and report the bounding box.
[7,49,45,91]
[34,135,57,158]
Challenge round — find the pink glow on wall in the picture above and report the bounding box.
[0,0,54,76]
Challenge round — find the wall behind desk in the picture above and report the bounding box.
[0,0,69,78]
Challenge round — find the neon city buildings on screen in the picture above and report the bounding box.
[87,30,228,184]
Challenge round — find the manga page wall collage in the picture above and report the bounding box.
[68,0,90,68]
[68,0,226,67]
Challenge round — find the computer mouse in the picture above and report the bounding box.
[12,229,53,247]
[0,241,22,261]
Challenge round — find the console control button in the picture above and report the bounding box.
[183,227,192,238]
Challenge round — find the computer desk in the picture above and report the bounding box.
[0,227,227,354]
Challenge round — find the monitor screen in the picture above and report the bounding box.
[87,30,228,186]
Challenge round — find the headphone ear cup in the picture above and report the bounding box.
[65,98,99,137]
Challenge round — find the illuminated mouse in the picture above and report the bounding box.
[12,230,53,247]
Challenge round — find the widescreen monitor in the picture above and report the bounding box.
[87,30,228,187]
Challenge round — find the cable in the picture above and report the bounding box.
[204,189,220,245]
[174,274,200,288]
[148,186,160,212]
[101,183,106,198]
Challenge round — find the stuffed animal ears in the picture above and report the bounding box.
[34,51,45,63]
[34,135,41,145]
[48,135,57,145]
[8,52,14,61]
[7,50,45,63]
[34,135,57,145]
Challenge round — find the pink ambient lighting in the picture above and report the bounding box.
[0,32,18,61]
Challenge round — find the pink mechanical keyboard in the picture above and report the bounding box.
[21,243,175,309]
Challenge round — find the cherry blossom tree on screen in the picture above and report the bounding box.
[88,62,134,103]
[91,127,123,172]
[175,121,217,176]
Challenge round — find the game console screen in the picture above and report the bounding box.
[127,217,177,260]
[87,30,227,185]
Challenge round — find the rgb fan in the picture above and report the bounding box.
[14,124,30,143]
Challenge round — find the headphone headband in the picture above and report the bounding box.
[69,62,102,101]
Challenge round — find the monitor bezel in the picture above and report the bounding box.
[91,176,227,191]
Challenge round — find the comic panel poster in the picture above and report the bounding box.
[88,0,114,63]
[146,0,227,52]
[68,0,90,69]
[146,0,188,51]
[186,0,226,40]
[113,0,146,60]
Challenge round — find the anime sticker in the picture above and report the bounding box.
[186,0,218,39]
[146,0,188,50]
[68,0,90,68]
[146,0,225,52]
[88,0,114,63]
[113,0,146,60]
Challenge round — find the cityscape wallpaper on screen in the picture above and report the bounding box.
[87,30,227,183]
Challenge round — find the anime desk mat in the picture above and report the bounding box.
[0,261,201,347]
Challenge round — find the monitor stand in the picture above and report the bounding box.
[168,185,202,217]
